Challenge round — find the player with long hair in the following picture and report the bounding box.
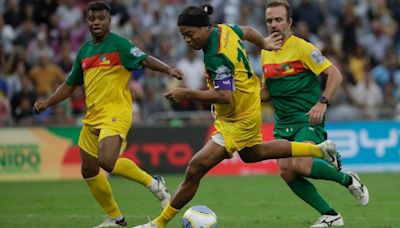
[134,4,341,228]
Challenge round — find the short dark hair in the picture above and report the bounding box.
[266,0,292,19]
[86,0,110,14]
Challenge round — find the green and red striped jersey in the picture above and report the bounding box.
[261,35,332,127]
[67,32,147,129]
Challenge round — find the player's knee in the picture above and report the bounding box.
[186,160,207,179]
[279,161,309,178]
[280,170,296,182]
[99,160,115,173]
[238,152,256,163]
[81,165,99,178]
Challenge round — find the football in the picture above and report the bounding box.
[182,205,217,228]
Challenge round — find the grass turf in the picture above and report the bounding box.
[0,173,399,228]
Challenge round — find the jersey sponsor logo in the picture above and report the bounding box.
[311,49,325,64]
[130,47,145,57]
[215,66,232,80]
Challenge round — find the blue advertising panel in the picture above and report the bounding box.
[326,121,400,172]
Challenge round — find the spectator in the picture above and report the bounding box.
[10,75,35,124]
[293,0,324,34]
[0,77,10,126]
[348,45,369,83]
[12,18,36,48]
[56,0,83,29]
[349,64,384,119]
[0,13,16,54]
[3,0,22,28]
[359,19,393,66]
[28,51,64,96]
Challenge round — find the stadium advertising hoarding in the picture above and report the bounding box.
[326,121,400,172]
[0,121,399,181]
[0,127,81,181]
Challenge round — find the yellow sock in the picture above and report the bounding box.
[85,173,122,218]
[153,203,180,227]
[111,158,153,187]
[291,142,323,158]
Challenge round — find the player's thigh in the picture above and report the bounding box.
[80,148,100,178]
[98,129,124,165]
[294,125,326,144]
[78,124,100,158]
[278,156,313,174]
[188,139,228,175]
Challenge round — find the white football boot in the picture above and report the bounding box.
[132,221,157,228]
[93,217,127,228]
[318,140,342,170]
[347,171,369,206]
[149,175,170,208]
[310,214,344,227]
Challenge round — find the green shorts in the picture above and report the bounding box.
[273,124,327,144]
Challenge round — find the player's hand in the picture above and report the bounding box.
[306,102,327,126]
[164,87,188,103]
[33,100,49,114]
[263,32,282,51]
[167,68,184,80]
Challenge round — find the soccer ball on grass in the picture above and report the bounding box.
[182,205,217,228]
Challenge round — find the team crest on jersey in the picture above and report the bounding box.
[215,66,232,80]
[281,63,294,74]
[99,56,110,65]
[130,47,145,57]
[311,50,325,64]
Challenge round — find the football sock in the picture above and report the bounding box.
[309,159,352,187]
[324,209,339,216]
[291,142,323,158]
[154,203,180,227]
[85,173,122,218]
[287,177,333,215]
[111,158,153,187]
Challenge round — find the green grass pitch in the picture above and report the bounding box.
[0,173,399,227]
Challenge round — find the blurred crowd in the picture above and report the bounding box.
[0,0,400,127]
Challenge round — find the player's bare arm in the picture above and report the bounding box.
[320,65,343,100]
[307,65,343,125]
[240,26,282,51]
[164,88,232,104]
[142,55,184,80]
[33,82,76,113]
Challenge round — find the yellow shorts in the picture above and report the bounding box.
[78,124,128,158]
[212,108,262,157]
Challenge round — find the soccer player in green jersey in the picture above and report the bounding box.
[33,1,184,227]
[261,1,369,227]
[134,4,342,228]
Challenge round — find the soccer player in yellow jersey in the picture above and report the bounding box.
[261,1,369,227]
[134,4,342,228]
[33,1,184,227]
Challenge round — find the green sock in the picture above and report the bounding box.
[287,177,332,214]
[309,158,351,187]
